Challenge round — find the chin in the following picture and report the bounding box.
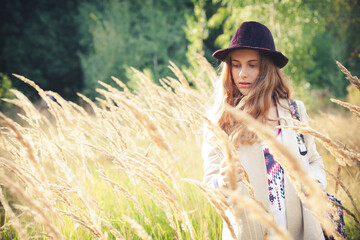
[240,90,249,95]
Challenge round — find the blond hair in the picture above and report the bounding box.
[206,52,291,146]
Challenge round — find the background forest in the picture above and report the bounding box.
[0,0,359,110]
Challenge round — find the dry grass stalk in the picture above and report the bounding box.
[119,97,171,154]
[101,219,126,240]
[50,181,108,238]
[95,128,124,155]
[140,187,179,235]
[111,76,131,95]
[281,118,354,166]
[225,106,342,239]
[335,165,341,194]
[0,113,52,196]
[81,142,116,161]
[130,67,164,102]
[5,89,44,124]
[0,187,28,240]
[68,101,90,117]
[344,149,360,164]
[58,209,104,239]
[97,81,148,115]
[194,53,217,86]
[0,113,37,166]
[168,60,190,89]
[12,74,63,132]
[49,186,74,207]
[325,169,360,221]
[185,103,253,195]
[123,215,152,240]
[138,171,194,238]
[0,176,64,239]
[130,151,181,190]
[0,126,7,149]
[43,149,107,239]
[97,81,124,98]
[0,157,42,191]
[44,91,73,117]
[99,112,128,150]
[113,95,178,176]
[98,170,151,225]
[183,179,237,240]
[182,69,209,102]
[222,188,293,240]
[203,221,210,240]
[121,159,195,239]
[77,93,101,118]
[336,61,360,91]
[330,98,360,120]
[332,200,360,227]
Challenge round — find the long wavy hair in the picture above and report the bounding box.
[205,51,291,146]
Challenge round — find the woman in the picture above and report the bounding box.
[202,21,327,239]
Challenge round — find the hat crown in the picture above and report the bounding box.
[212,21,288,68]
[230,21,276,51]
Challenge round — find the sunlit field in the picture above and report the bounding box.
[0,57,359,239]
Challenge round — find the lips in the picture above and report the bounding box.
[239,82,251,88]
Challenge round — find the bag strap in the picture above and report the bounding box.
[288,99,307,156]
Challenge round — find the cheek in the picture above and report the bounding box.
[232,69,239,79]
[251,68,260,79]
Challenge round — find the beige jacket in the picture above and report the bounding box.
[202,99,326,240]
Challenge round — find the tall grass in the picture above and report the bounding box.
[0,57,359,239]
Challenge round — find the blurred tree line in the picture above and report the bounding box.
[0,0,192,102]
[0,0,359,109]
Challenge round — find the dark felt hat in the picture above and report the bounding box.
[213,21,288,68]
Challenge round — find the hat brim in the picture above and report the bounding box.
[213,46,288,69]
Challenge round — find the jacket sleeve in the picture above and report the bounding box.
[297,100,327,190]
[201,128,227,189]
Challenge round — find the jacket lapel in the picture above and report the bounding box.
[277,99,300,161]
[238,142,269,209]
[278,98,303,236]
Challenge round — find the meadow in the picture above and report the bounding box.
[0,57,359,239]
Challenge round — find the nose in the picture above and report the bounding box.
[239,68,248,79]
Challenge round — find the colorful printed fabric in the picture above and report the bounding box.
[289,100,307,156]
[264,147,285,210]
[263,130,287,228]
[325,193,346,239]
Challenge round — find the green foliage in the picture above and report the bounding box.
[78,0,192,99]
[0,73,14,111]
[0,0,83,100]
[346,222,360,240]
[347,85,360,105]
[184,0,209,61]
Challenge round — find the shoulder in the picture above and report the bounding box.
[278,98,304,107]
[290,99,311,123]
[278,98,306,112]
[288,98,305,107]
[287,99,307,112]
[294,99,307,114]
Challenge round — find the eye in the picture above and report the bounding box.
[249,64,258,68]
[232,63,240,68]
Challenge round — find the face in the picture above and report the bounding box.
[230,49,260,95]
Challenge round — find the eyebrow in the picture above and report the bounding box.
[231,59,258,62]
